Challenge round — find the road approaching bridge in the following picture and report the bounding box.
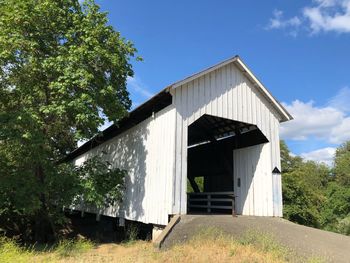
[162,215,350,263]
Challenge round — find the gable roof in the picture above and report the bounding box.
[65,55,292,161]
[169,55,293,122]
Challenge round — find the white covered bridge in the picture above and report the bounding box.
[66,56,293,229]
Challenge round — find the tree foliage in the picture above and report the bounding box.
[282,161,328,228]
[334,141,350,186]
[280,140,303,173]
[75,156,126,209]
[0,0,136,241]
[320,182,350,231]
[281,140,350,235]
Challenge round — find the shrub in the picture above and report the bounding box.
[337,216,350,236]
[125,224,139,243]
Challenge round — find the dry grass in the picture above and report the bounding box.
[48,240,285,263]
[39,228,288,263]
[1,228,325,263]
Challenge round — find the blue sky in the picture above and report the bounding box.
[94,0,350,165]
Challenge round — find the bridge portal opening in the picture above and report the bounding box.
[187,114,268,214]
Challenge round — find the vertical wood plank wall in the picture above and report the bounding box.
[73,105,176,225]
[233,144,274,216]
[71,60,285,225]
[171,62,283,216]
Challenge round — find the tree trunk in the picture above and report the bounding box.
[34,165,56,243]
[34,213,56,243]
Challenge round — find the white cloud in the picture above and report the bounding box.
[300,147,336,166]
[280,100,344,141]
[267,0,350,34]
[331,116,350,143]
[127,76,154,99]
[303,0,350,33]
[289,152,297,157]
[281,88,350,144]
[328,86,350,113]
[267,9,302,29]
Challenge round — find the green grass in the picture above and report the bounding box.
[192,227,326,263]
[237,229,327,263]
[238,229,290,258]
[0,237,34,263]
[54,238,94,257]
[0,236,93,262]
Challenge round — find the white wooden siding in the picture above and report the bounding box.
[233,144,273,216]
[171,62,283,216]
[71,58,287,224]
[272,172,283,217]
[73,105,176,225]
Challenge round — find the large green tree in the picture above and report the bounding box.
[334,141,350,186]
[280,141,330,228]
[322,141,350,234]
[281,140,350,235]
[320,182,350,232]
[280,140,303,173]
[0,0,137,241]
[282,160,329,228]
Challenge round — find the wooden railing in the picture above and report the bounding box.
[187,191,235,216]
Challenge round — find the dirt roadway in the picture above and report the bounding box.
[162,215,350,263]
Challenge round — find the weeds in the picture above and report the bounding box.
[238,229,290,258]
[0,236,93,263]
[0,237,34,263]
[237,229,327,263]
[167,227,286,263]
[124,223,139,243]
[55,238,94,257]
[0,228,327,263]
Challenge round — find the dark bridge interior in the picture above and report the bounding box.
[187,114,268,214]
